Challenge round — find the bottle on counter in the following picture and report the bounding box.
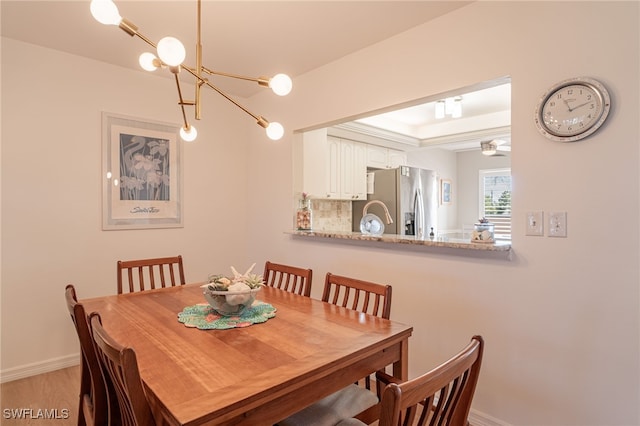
[296,195,313,231]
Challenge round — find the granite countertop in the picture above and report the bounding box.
[287,230,512,252]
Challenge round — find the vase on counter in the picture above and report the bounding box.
[471,219,495,243]
[296,198,313,231]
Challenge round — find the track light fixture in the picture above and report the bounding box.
[90,0,292,142]
[435,96,462,119]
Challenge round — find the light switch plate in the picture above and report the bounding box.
[548,211,567,237]
[526,211,544,236]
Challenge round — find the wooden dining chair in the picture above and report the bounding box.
[323,273,392,410]
[65,285,110,426]
[117,255,185,294]
[279,273,392,426]
[337,336,485,426]
[89,312,155,426]
[263,261,313,297]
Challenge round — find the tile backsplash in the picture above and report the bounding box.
[309,200,352,232]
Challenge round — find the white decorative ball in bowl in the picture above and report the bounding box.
[201,284,262,316]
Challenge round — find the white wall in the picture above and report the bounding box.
[246,2,639,425]
[1,39,251,374]
[1,2,639,425]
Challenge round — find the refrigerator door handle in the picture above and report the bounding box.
[415,187,425,238]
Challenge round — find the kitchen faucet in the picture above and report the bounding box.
[362,200,394,224]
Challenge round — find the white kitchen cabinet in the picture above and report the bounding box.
[388,149,407,168]
[366,145,406,169]
[340,139,367,200]
[302,129,366,200]
[366,145,389,169]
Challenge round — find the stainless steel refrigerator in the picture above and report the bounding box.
[352,166,438,238]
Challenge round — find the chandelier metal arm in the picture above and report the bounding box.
[194,0,203,119]
[172,71,192,132]
[201,67,270,87]
[181,65,269,128]
[118,18,158,50]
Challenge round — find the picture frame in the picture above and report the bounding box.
[102,112,183,230]
[441,179,452,205]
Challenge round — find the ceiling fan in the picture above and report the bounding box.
[480,139,511,156]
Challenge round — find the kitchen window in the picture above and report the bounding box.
[480,169,511,240]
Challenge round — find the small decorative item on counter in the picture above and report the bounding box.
[201,264,265,315]
[471,217,495,243]
[296,192,313,231]
[429,227,435,240]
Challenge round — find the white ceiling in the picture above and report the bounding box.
[1,1,509,150]
[1,0,470,97]
[344,81,511,151]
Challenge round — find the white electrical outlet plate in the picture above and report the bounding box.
[526,211,544,236]
[548,211,567,237]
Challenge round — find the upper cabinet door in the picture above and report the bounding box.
[389,149,407,168]
[326,136,341,199]
[367,145,407,169]
[352,142,367,200]
[366,145,389,169]
[341,140,367,200]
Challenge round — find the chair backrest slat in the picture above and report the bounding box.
[264,261,313,297]
[322,273,392,319]
[377,336,484,426]
[117,256,185,294]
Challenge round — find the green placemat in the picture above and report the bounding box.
[177,301,276,330]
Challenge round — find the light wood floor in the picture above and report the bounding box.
[0,366,80,425]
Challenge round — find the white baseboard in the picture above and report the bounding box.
[0,354,80,384]
[469,407,512,426]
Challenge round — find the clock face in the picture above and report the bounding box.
[535,78,611,142]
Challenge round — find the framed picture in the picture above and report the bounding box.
[441,179,452,205]
[102,112,183,230]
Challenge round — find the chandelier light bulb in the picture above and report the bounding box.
[270,74,293,96]
[90,0,121,25]
[266,122,284,140]
[180,125,198,142]
[157,37,186,67]
[139,52,159,72]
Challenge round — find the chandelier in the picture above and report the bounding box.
[89,0,292,142]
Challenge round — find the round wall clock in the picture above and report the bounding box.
[534,77,611,142]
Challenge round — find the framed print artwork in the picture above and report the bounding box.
[102,112,183,230]
[441,179,452,205]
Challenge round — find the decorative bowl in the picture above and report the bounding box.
[201,285,262,316]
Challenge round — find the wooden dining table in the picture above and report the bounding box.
[81,283,413,426]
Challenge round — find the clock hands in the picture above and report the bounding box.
[563,98,591,112]
[567,100,592,112]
